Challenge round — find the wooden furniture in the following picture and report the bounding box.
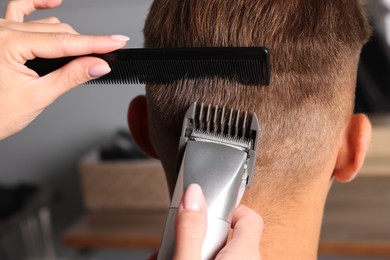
[63,176,390,256]
[63,210,166,250]
[79,151,169,212]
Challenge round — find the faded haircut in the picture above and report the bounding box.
[143,0,371,196]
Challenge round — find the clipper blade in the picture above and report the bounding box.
[180,102,259,155]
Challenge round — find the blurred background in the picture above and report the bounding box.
[0,0,389,259]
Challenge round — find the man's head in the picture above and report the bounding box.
[128,0,372,257]
[129,0,371,204]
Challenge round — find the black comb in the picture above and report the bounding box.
[25,47,270,85]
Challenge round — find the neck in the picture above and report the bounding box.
[260,206,323,259]
[161,152,332,259]
[253,188,328,260]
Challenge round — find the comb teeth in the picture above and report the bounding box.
[195,103,251,139]
[25,47,270,86]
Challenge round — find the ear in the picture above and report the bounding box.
[127,95,158,158]
[333,114,372,183]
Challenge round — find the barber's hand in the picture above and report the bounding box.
[0,0,129,140]
[174,184,263,260]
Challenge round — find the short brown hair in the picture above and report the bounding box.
[143,0,371,198]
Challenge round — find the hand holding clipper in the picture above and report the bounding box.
[173,184,263,260]
[158,102,260,260]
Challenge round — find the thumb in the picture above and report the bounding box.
[174,184,207,260]
[216,205,263,260]
[36,56,110,99]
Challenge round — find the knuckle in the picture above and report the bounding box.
[53,32,74,54]
[57,23,76,33]
[176,213,204,239]
[54,31,73,43]
[47,16,60,23]
[65,67,86,89]
[65,70,78,89]
[82,38,94,50]
[179,218,194,232]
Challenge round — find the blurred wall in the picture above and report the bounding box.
[0,0,152,217]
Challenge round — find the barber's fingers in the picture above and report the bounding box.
[2,31,129,103]
[27,16,60,24]
[36,56,111,100]
[4,0,62,22]
[2,30,129,62]
[2,19,78,34]
[216,205,263,260]
[230,205,263,251]
[173,184,207,260]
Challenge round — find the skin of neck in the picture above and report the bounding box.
[159,158,334,260]
[250,181,330,260]
[242,153,338,260]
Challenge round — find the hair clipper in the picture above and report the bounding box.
[158,102,260,260]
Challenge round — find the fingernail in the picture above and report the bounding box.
[88,64,111,78]
[183,184,204,212]
[110,34,130,42]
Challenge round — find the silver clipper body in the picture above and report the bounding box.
[157,102,260,260]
